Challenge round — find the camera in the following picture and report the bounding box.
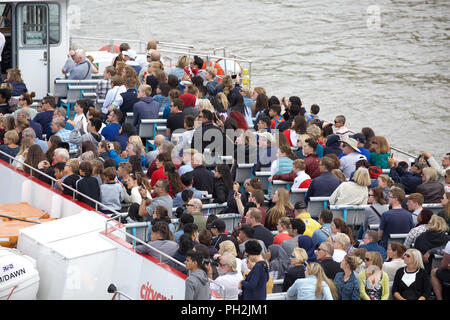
[203,258,219,267]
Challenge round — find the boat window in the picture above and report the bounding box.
[49,4,60,45]
[21,4,60,46]
[21,4,48,46]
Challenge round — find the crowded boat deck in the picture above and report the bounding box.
[0,0,449,304]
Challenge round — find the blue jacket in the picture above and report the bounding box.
[29,119,43,140]
[10,81,28,96]
[358,242,387,261]
[389,166,422,195]
[305,172,342,203]
[287,275,334,300]
[132,96,160,133]
[334,272,360,300]
[241,261,269,300]
[109,149,147,168]
[173,187,203,207]
[101,123,121,142]
[275,156,294,175]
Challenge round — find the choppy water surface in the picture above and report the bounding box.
[71,0,450,158]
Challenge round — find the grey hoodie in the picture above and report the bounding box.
[185,269,211,300]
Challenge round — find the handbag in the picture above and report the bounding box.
[370,205,382,219]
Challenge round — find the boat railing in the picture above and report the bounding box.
[320,119,418,162]
[70,36,253,82]
[0,150,192,274]
[70,36,196,55]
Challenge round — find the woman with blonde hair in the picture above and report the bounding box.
[0,130,20,163]
[6,67,28,96]
[215,92,229,118]
[215,240,242,274]
[416,167,445,203]
[358,251,390,300]
[219,75,234,97]
[128,135,146,156]
[198,98,214,114]
[392,248,431,300]
[369,136,391,169]
[287,262,337,300]
[282,247,308,291]
[170,55,190,80]
[13,135,33,170]
[265,188,294,231]
[414,215,449,273]
[329,167,371,205]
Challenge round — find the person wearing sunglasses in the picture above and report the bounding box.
[358,252,390,300]
[282,248,308,292]
[392,248,431,300]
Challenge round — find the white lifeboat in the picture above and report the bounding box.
[0,248,40,300]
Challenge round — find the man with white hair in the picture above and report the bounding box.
[191,152,214,194]
[212,252,243,300]
[37,148,70,184]
[51,118,77,152]
[330,232,350,263]
[62,49,92,80]
[22,127,48,153]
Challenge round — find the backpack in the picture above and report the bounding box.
[273,116,284,129]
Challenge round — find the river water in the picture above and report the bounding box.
[71,0,450,159]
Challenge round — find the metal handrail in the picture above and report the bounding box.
[0,149,124,219]
[321,119,418,160]
[0,149,189,269]
[104,216,186,269]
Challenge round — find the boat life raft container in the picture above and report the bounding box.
[0,248,40,300]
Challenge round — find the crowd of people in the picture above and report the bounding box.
[0,40,449,301]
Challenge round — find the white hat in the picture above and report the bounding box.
[256,131,275,144]
[339,137,360,152]
[122,50,137,60]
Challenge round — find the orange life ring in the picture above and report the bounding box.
[99,45,121,53]
[201,60,225,82]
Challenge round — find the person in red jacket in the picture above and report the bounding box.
[150,153,169,192]
[269,105,285,129]
[303,138,321,179]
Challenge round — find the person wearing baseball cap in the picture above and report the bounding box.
[339,136,367,179]
[122,49,142,74]
[207,219,229,250]
[294,201,321,237]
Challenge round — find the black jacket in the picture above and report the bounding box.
[62,174,81,197]
[191,121,226,155]
[76,176,101,209]
[119,89,139,117]
[323,134,342,157]
[252,225,274,249]
[282,265,305,292]
[319,257,343,280]
[414,230,449,256]
[212,177,229,204]
[192,165,214,194]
